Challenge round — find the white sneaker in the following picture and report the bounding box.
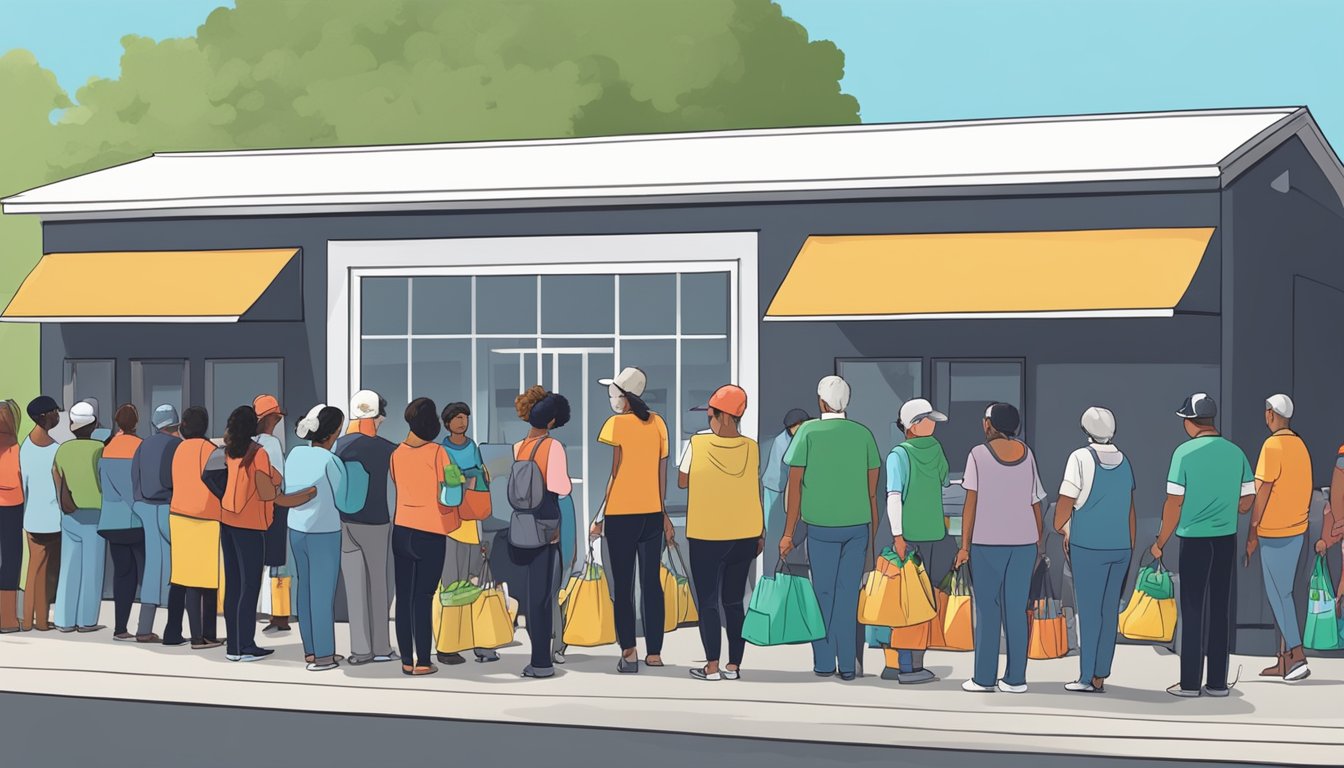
[1065,681,1099,693]
[962,679,996,692]
[998,681,1028,694]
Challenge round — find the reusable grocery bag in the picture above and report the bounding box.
[660,563,681,633]
[433,603,474,654]
[742,563,826,646]
[470,587,515,650]
[1304,554,1343,651]
[933,566,974,652]
[669,544,699,626]
[271,575,292,619]
[858,548,936,628]
[1119,561,1178,643]
[889,616,932,651]
[560,547,617,648]
[1028,558,1069,660]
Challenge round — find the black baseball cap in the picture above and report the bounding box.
[985,402,1021,437]
[1176,393,1217,420]
[783,408,811,429]
[26,395,59,421]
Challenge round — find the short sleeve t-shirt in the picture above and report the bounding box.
[784,415,881,528]
[1166,435,1254,538]
[962,442,1046,546]
[54,438,105,511]
[1254,431,1312,538]
[222,447,278,531]
[443,437,486,545]
[598,412,669,516]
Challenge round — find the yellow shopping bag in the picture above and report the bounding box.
[271,576,292,619]
[433,603,475,654]
[669,545,699,626]
[561,554,617,648]
[1120,593,1177,643]
[471,588,515,650]
[660,565,681,633]
[858,549,936,628]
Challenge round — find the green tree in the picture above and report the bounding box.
[1,0,859,409]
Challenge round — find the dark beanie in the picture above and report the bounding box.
[27,395,59,422]
[986,402,1021,438]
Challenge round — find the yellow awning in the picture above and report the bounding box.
[1,249,298,322]
[765,228,1214,320]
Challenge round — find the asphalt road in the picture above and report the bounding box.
[0,692,1279,768]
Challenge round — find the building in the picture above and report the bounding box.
[5,107,1344,654]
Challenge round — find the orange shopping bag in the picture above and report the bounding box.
[933,566,974,652]
[1027,559,1068,660]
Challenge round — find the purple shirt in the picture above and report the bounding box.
[962,442,1046,546]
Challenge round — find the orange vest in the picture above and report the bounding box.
[171,439,223,521]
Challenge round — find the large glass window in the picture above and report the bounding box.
[205,359,284,438]
[355,270,733,523]
[132,361,188,434]
[933,359,1024,475]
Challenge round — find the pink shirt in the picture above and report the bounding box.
[513,436,572,497]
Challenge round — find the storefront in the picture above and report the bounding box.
[5,107,1344,654]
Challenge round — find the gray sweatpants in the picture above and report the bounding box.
[340,522,395,661]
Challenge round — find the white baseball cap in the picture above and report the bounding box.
[1081,406,1117,442]
[69,400,97,429]
[1266,394,1294,419]
[817,375,851,413]
[599,367,647,398]
[899,398,947,428]
[349,389,383,420]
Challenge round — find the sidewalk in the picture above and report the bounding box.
[2,605,1341,766]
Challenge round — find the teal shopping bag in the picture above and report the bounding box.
[1304,555,1343,651]
[1134,563,1174,601]
[743,567,827,646]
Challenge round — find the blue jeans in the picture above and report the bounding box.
[290,529,342,660]
[806,523,869,676]
[1259,534,1304,650]
[55,509,105,628]
[1070,545,1129,682]
[133,502,172,606]
[969,543,1036,687]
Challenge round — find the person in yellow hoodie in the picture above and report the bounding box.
[677,385,763,681]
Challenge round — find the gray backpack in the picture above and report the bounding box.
[507,438,549,512]
[507,437,562,550]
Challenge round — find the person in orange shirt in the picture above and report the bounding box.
[389,397,461,676]
[166,406,225,648]
[219,405,315,662]
[591,367,673,674]
[0,398,23,633]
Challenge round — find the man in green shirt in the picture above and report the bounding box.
[782,375,880,680]
[1151,393,1254,698]
[53,400,107,632]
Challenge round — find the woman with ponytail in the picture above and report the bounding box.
[285,404,355,671]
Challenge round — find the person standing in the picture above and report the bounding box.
[781,375,880,681]
[53,400,107,633]
[762,408,810,572]
[287,405,355,671]
[882,398,952,685]
[956,402,1047,694]
[253,394,293,636]
[0,399,24,633]
[19,396,62,632]
[591,367,673,673]
[98,405,152,641]
[166,407,223,648]
[389,397,462,677]
[509,387,573,679]
[1248,394,1313,682]
[1152,393,1255,698]
[1053,407,1135,694]
[334,389,398,666]
[131,405,182,643]
[439,401,499,665]
[678,385,763,681]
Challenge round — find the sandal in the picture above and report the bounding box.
[644,656,665,667]
[402,664,438,676]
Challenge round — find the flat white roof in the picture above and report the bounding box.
[4,107,1338,218]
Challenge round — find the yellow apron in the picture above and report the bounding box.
[169,515,221,589]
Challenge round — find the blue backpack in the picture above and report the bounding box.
[337,460,371,515]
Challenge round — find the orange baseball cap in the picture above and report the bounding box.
[252,394,283,419]
[691,384,748,418]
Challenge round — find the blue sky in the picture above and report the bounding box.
[3,0,1343,146]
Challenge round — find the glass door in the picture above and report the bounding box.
[132,360,188,434]
[932,359,1025,478]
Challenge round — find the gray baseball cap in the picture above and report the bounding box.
[1176,393,1217,420]
[152,404,181,430]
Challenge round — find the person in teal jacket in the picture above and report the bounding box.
[882,398,951,685]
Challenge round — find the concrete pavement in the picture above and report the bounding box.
[1,604,1341,766]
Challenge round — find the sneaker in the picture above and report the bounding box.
[437,652,467,666]
[240,646,275,658]
[347,654,375,666]
[162,636,190,647]
[56,626,76,633]
[997,681,1028,694]
[552,650,567,665]
[475,650,500,663]
[1167,684,1201,698]
[690,667,721,681]
[839,672,857,681]
[1285,660,1310,682]
[1065,681,1101,693]
[261,623,290,635]
[191,639,224,650]
[112,632,136,642]
[722,668,740,680]
[1202,685,1231,698]
[76,625,106,633]
[879,667,902,681]
[372,653,400,663]
[306,659,340,672]
[898,668,938,685]
[962,679,996,693]
[521,665,555,679]
[617,655,640,674]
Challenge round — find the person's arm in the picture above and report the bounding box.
[1246,479,1274,564]
[1054,495,1076,535]
[1323,465,1344,551]
[1129,497,1137,548]
[781,466,804,558]
[658,417,673,546]
[676,439,691,490]
[955,490,976,568]
[1238,451,1257,515]
[886,449,906,557]
[591,445,619,537]
[1152,495,1182,560]
[868,466,881,537]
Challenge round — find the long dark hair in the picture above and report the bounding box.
[618,386,652,423]
[224,406,259,459]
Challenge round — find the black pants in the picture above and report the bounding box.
[605,512,666,654]
[392,525,446,667]
[264,506,289,567]
[165,584,219,643]
[221,524,266,656]
[0,505,23,589]
[508,542,558,670]
[1178,534,1235,691]
[689,537,756,666]
[101,529,146,634]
